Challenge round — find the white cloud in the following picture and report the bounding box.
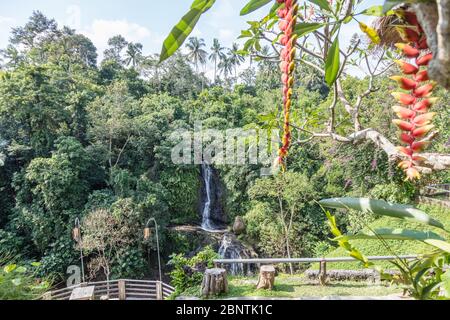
[218,29,234,44]
[81,19,162,60]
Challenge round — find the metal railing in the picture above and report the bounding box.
[43,279,175,301]
[214,255,419,266]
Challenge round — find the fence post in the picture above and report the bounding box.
[118,280,126,300]
[156,281,163,300]
[319,259,327,286]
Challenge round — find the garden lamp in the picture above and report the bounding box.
[145,218,162,283]
[73,218,85,283]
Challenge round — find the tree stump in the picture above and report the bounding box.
[256,265,276,290]
[201,268,228,297]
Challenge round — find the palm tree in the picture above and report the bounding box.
[258,45,278,76]
[218,55,233,80]
[209,38,225,82]
[185,37,208,73]
[124,42,143,68]
[228,43,245,78]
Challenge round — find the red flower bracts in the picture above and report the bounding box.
[392,12,437,181]
[275,0,299,168]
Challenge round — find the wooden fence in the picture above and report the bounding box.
[43,279,175,300]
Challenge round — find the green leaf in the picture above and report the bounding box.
[3,264,17,273]
[11,278,22,286]
[294,23,324,38]
[335,228,445,242]
[241,0,272,16]
[15,266,27,273]
[361,5,384,17]
[308,0,332,12]
[382,0,403,13]
[424,239,450,253]
[319,198,446,230]
[441,269,450,298]
[325,37,340,86]
[30,262,41,267]
[159,0,216,62]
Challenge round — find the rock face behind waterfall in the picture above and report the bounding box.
[199,165,226,230]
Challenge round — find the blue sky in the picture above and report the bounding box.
[0,0,383,76]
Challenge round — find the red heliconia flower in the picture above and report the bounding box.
[406,167,421,180]
[412,97,438,113]
[416,53,433,66]
[392,105,415,119]
[413,112,436,126]
[395,43,420,58]
[417,38,428,50]
[393,119,414,131]
[397,146,414,157]
[414,70,429,82]
[413,83,434,98]
[404,28,420,42]
[391,11,437,180]
[394,60,419,75]
[412,124,434,138]
[275,0,299,170]
[400,133,415,144]
[390,76,417,90]
[392,92,416,105]
[411,141,430,152]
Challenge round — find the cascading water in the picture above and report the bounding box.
[201,164,215,231]
[200,164,226,232]
[199,164,256,274]
[218,233,255,276]
[218,234,246,275]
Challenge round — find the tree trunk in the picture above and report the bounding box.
[201,268,228,297]
[256,265,276,290]
[414,1,450,89]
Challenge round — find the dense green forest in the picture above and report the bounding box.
[0,11,449,290]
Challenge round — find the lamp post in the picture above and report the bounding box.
[144,218,162,283]
[72,218,85,283]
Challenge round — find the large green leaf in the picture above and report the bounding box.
[424,239,450,254]
[319,198,446,230]
[308,0,332,12]
[294,23,324,38]
[335,228,450,253]
[325,37,340,86]
[335,228,445,242]
[160,0,216,62]
[361,5,384,17]
[241,0,272,16]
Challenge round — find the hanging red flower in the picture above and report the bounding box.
[275,0,299,169]
[392,11,438,181]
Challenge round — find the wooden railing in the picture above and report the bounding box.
[43,279,175,300]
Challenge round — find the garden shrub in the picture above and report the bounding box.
[168,246,218,295]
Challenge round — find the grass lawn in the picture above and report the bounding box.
[180,274,403,299]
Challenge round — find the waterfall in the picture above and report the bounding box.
[218,233,255,276]
[200,164,226,232]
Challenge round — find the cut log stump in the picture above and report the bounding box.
[256,265,276,290]
[201,268,228,297]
